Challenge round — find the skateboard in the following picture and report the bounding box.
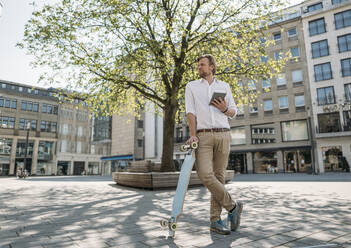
[160,141,198,238]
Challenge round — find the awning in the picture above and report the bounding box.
[101,155,133,161]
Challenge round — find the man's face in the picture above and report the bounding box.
[198,58,214,78]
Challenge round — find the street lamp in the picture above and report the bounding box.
[307,106,316,174]
[24,122,31,173]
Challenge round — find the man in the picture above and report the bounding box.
[185,54,243,235]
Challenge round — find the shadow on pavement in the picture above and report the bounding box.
[233,173,351,182]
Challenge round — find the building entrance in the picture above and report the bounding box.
[73,161,85,175]
[284,149,312,173]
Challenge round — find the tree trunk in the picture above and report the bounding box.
[160,102,178,172]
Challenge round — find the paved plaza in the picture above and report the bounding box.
[0,173,351,248]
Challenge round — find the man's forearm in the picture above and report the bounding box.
[187,113,197,136]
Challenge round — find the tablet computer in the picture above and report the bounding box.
[209,92,226,105]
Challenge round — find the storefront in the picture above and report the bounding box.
[283,149,312,173]
[228,152,247,173]
[0,138,12,176]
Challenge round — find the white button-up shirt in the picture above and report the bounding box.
[185,78,237,130]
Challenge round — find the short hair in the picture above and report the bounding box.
[197,54,217,75]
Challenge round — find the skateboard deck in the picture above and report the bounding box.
[160,142,197,238]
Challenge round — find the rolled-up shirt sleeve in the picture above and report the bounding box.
[226,84,237,119]
[185,84,196,116]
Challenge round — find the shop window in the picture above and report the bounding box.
[321,146,345,172]
[254,151,278,173]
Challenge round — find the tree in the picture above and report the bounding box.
[20,0,289,171]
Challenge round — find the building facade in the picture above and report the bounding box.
[0,80,58,176]
[56,100,101,176]
[174,1,351,174]
[301,0,351,173]
[98,104,163,176]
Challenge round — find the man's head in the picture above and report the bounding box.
[197,54,216,78]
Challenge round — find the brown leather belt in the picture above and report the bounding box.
[197,128,230,133]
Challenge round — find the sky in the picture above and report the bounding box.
[0,0,304,89]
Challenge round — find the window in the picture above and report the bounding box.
[262,79,271,90]
[230,127,246,145]
[42,104,47,113]
[307,2,323,12]
[61,140,68,153]
[295,95,305,107]
[41,121,47,132]
[27,102,33,111]
[33,103,39,112]
[309,18,326,36]
[276,73,286,86]
[2,83,6,89]
[279,96,289,109]
[27,88,31,94]
[138,139,143,147]
[0,99,3,107]
[317,86,335,105]
[311,40,329,58]
[31,120,37,131]
[341,58,351,77]
[264,99,273,111]
[314,62,332,81]
[248,81,256,91]
[47,105,52,114]
[288,28,297,37]
[332,0,348,4]
[338,33,351,53]
[261,56,268,63]
[34,89,38,95]
[292,70,303,83]
[76,142,82,153]
[273,32,281,40]
[274,50,283,60]
[5,99,10,108]
[21,101,26,111]
[335,9,351,29]
[11,100,17,109]
[137,120,143,128]
[318,113,341,133]
[281,120,308,141]
[290,47,300,57]
[9,118,15,129]
[249,105,258,113]
[77,126,83,137]
[236,104,244,116]
[19,87,23,92]
[345,83,351,101]
[1,117,8,128]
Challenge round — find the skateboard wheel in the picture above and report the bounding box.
[191,142,198,149]
[169,223,177,231]
[180,145,187,152]
[160,219,168,228]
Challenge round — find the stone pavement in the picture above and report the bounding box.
[0,173,351,248]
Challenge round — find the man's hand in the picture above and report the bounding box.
[211,97,227,112]
[186,135,198,145]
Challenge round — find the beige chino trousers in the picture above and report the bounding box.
[195,131,235,222]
